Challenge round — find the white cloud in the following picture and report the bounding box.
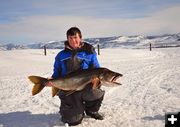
[0,5,180,43]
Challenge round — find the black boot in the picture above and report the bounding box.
[86,111,104,120]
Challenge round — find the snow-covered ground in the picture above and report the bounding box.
[0,47,180,127]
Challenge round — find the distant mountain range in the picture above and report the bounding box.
[1,33,180,50]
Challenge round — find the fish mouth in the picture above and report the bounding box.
[110,75,122,85]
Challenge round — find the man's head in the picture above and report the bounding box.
[66,27,82,49]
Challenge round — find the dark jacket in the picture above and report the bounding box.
[52,41,100,78]
[52,41,104,125]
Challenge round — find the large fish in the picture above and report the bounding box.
[28,67,123,97]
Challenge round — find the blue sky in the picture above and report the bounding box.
[0,0,180,44]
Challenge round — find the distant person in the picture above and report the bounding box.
[50,27,105,126]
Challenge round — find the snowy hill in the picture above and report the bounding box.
[1,33,180,50]
[86,33,180,49]
[0,43,27,50]
[27,41,64,49]
[0,41,65,51]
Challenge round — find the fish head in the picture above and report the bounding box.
[99,68,123,86]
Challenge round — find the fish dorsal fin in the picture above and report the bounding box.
[52,86,59,97]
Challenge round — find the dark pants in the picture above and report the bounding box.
[57,84,105,126]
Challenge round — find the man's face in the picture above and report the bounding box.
[67,33,82,49]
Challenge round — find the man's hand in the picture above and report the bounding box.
[47,77,53,80]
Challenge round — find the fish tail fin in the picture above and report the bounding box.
[28,76,48,96]
[52,86,59,97]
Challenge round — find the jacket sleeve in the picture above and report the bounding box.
[52,54,62,79]
[90,52,100,68]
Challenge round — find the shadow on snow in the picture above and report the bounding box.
[0,111,64,127]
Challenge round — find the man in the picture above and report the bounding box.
[51,27,105,126]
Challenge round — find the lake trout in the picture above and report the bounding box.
[28,67,123,97]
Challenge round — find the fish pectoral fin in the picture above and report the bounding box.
[65,90,76,96]
[52,86,59,97]
[91,77,100,90]
[96,81,101,89]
